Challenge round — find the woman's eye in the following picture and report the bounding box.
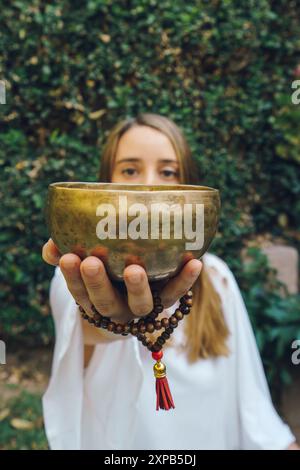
[161,170,178,178]
[122,168,137,176]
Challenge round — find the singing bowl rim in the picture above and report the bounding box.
[48,181,219,195]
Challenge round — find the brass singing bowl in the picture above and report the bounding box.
[45,182,220,285]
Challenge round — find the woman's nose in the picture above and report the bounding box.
[143,171,159,185]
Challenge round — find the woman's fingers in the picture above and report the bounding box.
[160,259,203,308]
[58,251,202,322]
[42,238,61,266]
[80,257,129,321]
[123,265,154,317]
[60,255,133,322]
[59,254,94,316]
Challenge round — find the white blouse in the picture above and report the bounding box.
[42,252,295,450]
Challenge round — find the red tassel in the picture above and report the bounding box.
[152,350,175,411]
[155,376,175,410]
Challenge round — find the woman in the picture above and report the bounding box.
[42,113,298,450]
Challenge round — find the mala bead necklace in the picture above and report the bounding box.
[76,288,193,411]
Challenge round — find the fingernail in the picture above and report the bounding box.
[84,264,100,276]
[60,258,76,270]
[191,263,202,277]
[129,273,142,284]
[191,265,201,277]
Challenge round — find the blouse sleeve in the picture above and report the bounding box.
[42,265,85,449]
[223,262,296,450]
[42,266,144,450]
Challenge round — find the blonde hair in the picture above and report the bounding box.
[98,113,229,362]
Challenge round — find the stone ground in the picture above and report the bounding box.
[0,347,299,447]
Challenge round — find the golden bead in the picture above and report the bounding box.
[153,360,166,378]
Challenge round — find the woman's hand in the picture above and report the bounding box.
[42,238,203,324]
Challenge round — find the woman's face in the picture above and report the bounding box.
[111,125,180,185]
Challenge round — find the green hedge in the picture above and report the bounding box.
[1,0,300,394]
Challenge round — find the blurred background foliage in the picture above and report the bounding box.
[0,0,300,397]
[0,390,48,450]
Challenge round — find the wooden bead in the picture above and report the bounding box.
[87,316,95,324]
[180,304,190,315]
[115,324,124,334]
[148,311,158,320]
[154,305,163,314]
[154,320,162,330]
[165,326,174,334]
[101,319,109,329]
[153,297,161,306]
[151,343,161,352]
[146,323,155,333]
[143,337,151,346]
[138,324,146,334]
[170,316,178,327]
[123,324,131,335]
[93,312,102,322]
[174,310,184,321]
[162,331,170,340]
[185,298,193,307]
[161,317,169,328]
[130,324,138,336]
[157,336,165,346]
[107,322,115,332]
